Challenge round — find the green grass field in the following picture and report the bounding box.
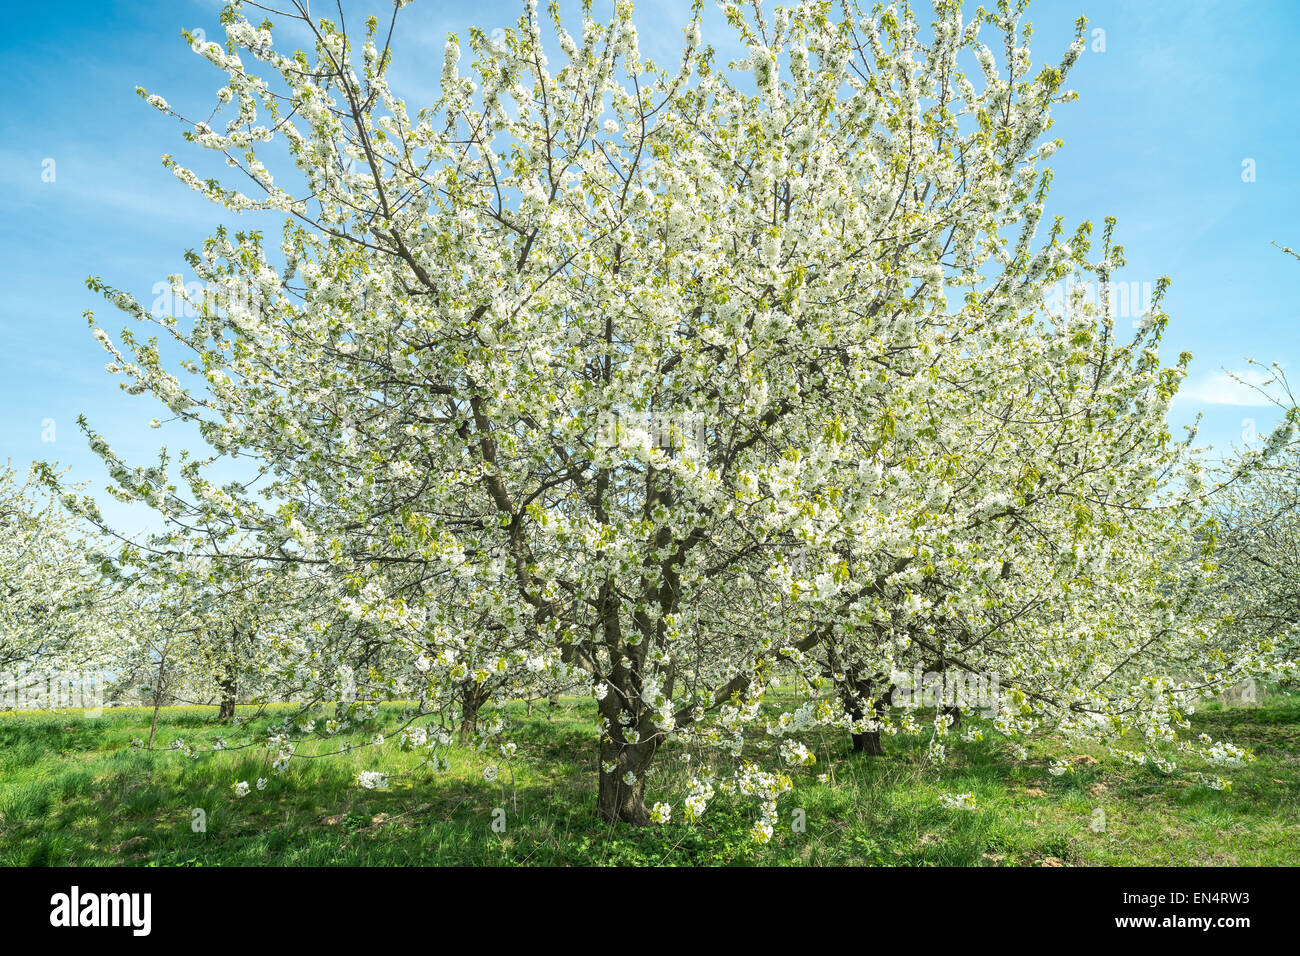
[2,693,1297,866]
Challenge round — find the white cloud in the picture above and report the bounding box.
[1178,368,1276,407]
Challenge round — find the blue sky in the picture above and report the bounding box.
[2,0,1297,536]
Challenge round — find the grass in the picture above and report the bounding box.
[1,692,1297,866]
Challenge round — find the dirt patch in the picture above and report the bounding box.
[112,835,148,854]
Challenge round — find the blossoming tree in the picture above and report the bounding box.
[1202,363,1300,686]
[1,463,116,689]
[75,0,1266,828]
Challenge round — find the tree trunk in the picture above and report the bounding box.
[459,683,489,739]
[148,696,161,750]
[851,728,886,754]
[218,674,237,722]
[148,643,169,750]
[597,772,651,825]
[591,571,662,826]
[935,657,961,729]
[461,695,479,738]
[596,737,656,825]
[218,624,240,721]
[845,679,892,756]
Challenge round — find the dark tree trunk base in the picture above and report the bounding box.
[460,703,478,740]
[596,736,657,826]
[851,730,885,755]
[597,777,653,825]
[597,799,653,826]
[459,682,490,740]
[840,677,891,756]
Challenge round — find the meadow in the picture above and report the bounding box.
[2,692,1297,866]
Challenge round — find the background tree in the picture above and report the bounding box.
[1203,362,1300,687]
[1,463,117,700]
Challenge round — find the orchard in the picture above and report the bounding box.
[3,0,1298,865]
